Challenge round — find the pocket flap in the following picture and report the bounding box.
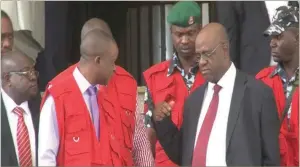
[118,93,135,112]
[154,76,174,92]
[65,114,87,133]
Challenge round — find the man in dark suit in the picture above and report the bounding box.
[215,1,271,75]
[153,23,280,166]
[1,51,40,166]
[215,1,299,75]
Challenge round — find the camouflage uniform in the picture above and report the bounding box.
[264,5,299,36]
[264,5,299,125]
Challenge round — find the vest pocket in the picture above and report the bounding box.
[65,114,90,156]
[65,115,87,133]
[153,82,176,103]
[65,131,90,155]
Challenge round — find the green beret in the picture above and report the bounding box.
[167,1,201,27]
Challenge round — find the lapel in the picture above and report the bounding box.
[185,82,208,164]
[28,95,41,136]
[28,94,41,166]
[1,97,18,166]
[226,71,247,151]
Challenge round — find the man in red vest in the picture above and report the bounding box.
[143,1,205,166]
[80,18,153,166]
[38,25,152,166]
[256,6,299,166]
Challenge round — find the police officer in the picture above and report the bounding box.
[256,5,299,166]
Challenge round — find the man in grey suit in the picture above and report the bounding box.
[152,23,280,166]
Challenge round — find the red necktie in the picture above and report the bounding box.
[13,107,33,167]
[192,84,222,167]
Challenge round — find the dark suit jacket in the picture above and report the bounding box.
[154,70,280,166]
[215,1,271,75]
[1,94,41,166]
[288,1,299,8]
[35,50,57,92]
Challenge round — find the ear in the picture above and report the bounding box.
[2,72,11,85]
[94,56,102,65]
[222,42,229,51]
[223,43,229,49]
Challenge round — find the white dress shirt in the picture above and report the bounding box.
[265,1,288,66]
[38,67,97,166]
[38,67,154,166]
[194,63,237,166]
[1,88,36,166]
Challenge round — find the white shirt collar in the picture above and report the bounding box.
[1,88,30,115]
[72,67,99,95]
[208,62,237,90]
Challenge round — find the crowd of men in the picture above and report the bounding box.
[1,1,299,166]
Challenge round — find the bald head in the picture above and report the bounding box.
[1,51,34,75]
[195,23,231,83]
[1,51,38,103]
[80,29,116,59]
[196,23,229,47]
[79,29,118,86]
[81,18,113,40]
[1,10,10,19]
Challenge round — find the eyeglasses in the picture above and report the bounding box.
[196,43,221,62]
[8,69,39,79]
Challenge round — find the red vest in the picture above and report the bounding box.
[143,60,205,166]
[256,66,299,166]
[41,64,136,166]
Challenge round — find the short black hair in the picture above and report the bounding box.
[1,10,10,19]
[1,10,13,28]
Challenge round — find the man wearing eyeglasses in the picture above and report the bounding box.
[152,23,280,166]
[1,51,40,166]
[142,2,205,165]
[256,5,299,166]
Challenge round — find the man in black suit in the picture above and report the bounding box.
[1,51,40,166]
[215,1,271,75]
[153,23,280,166]
[215,1,299,75]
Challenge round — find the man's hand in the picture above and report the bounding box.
[153,101,175,121]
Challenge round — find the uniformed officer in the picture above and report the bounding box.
[143,1,205,166]
[256,5,299,166]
